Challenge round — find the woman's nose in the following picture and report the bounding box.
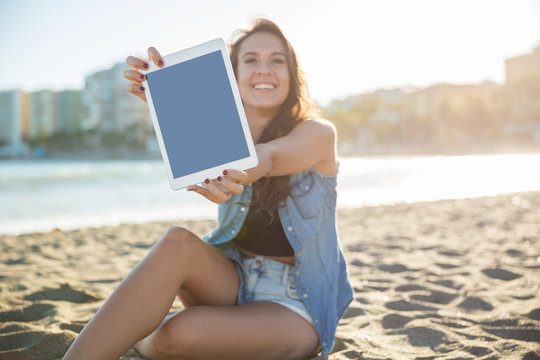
[255,61,271,75]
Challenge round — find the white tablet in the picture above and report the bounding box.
[141,38,258,190]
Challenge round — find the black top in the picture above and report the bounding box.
[231,201,294,256]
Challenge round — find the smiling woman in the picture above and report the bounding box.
[235,32,290,114]
[63,18,353,360]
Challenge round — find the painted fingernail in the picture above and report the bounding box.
[143,63,149,69]
[223,170,228,175]
[158,60,163,66]
[140,74,145,80]
[204,179,210,184]
[139,86,144,91]
[217,176,222,182]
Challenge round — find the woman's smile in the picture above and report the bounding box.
[252,82,276,91]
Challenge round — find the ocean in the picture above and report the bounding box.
[2,154,539,235]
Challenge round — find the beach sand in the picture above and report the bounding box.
[1,192,539,359]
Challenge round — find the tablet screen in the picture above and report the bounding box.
[146,50,250,178]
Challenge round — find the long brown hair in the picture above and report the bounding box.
[229,18,319,220]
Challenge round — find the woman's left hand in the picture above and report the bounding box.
[186,170,247,204]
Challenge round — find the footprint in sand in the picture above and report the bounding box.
[410,290,458,305]
[0,304,56,322]
[5,258,26,265]
[457,296,494,311]
[342,350,363,359]
[527,308,540,321]
[132,242,153,249]
[428,279,463,290]
[23,284,100,303]
[382,313,413,329]
[479,318,521,327]
[477,316,540,343]
[431,320,471,329]
[385,300,438,312]
[378,263,416,273]
[435,263,459,269]
[439,250,462,257]
[395,284,427,292]
[0,323,34,334]
[482,327,540,343]
[505,249,524,257]
[523,351,540,360]
[342,306,365,319]
[463,345,493,357]
[0,329,75,359]
[481,267,522,281]
[389,326,448,348]
[349,259,367,267]
[60,322,86,333]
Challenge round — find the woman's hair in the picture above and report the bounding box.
[229,18,320,220]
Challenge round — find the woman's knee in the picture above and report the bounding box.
[157,227,200,256]
[150,310,203,358]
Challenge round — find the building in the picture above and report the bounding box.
[56,89,83,133]
[0,90,28,157]
[29,90,56,138]
[504,46,540,142]
[505,46,540,85]
[82,62,149,132]
[404,82,504,144]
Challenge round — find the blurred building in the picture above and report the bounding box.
[29,90,56,138]
[0,90,28,157]
[505,46,540,85]
[404,82,504,144]
[56,89,83,133]
[504,46,540,142]
[82,62,149,132]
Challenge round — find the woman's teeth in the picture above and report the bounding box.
[253,84,275,89]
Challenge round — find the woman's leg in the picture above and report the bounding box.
[62,227,240,360]
[135,301,320,360]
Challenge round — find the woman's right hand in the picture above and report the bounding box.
[186,170,247,204]
[124,47,165,102]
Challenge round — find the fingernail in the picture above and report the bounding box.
[143,63,149,69]
[158,60,163,66]
[204,179,210,184]
[217,176,222,182]
[223,170,228,175]
[139,86,144,91]
[140,74,145,80]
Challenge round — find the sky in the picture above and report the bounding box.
[1,0,539,106]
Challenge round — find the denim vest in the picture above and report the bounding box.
[204,168,354,355]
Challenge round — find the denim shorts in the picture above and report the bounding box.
[220,243,313,326]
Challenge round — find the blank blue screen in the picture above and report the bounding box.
[146,51,250,178]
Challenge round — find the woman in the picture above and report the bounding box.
[63,19,353,360]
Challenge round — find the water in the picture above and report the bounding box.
[1,154,539,235]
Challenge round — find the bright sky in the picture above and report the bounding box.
[1,0,539,106]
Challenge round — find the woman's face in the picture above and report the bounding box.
[236,32,290,115]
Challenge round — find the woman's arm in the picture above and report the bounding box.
[187,119,337,203]
[243,119,338,184]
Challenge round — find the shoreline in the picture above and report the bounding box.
[2,146,540,161]
[1,191,539,359]
[0,190,537,237]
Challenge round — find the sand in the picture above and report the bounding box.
[1,192,539,359]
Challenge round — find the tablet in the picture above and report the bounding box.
[141,38,258,190]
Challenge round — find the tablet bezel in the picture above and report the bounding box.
[140,38,258,190]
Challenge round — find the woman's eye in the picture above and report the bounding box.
[244,58,257,64]
[272,58,285,64]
